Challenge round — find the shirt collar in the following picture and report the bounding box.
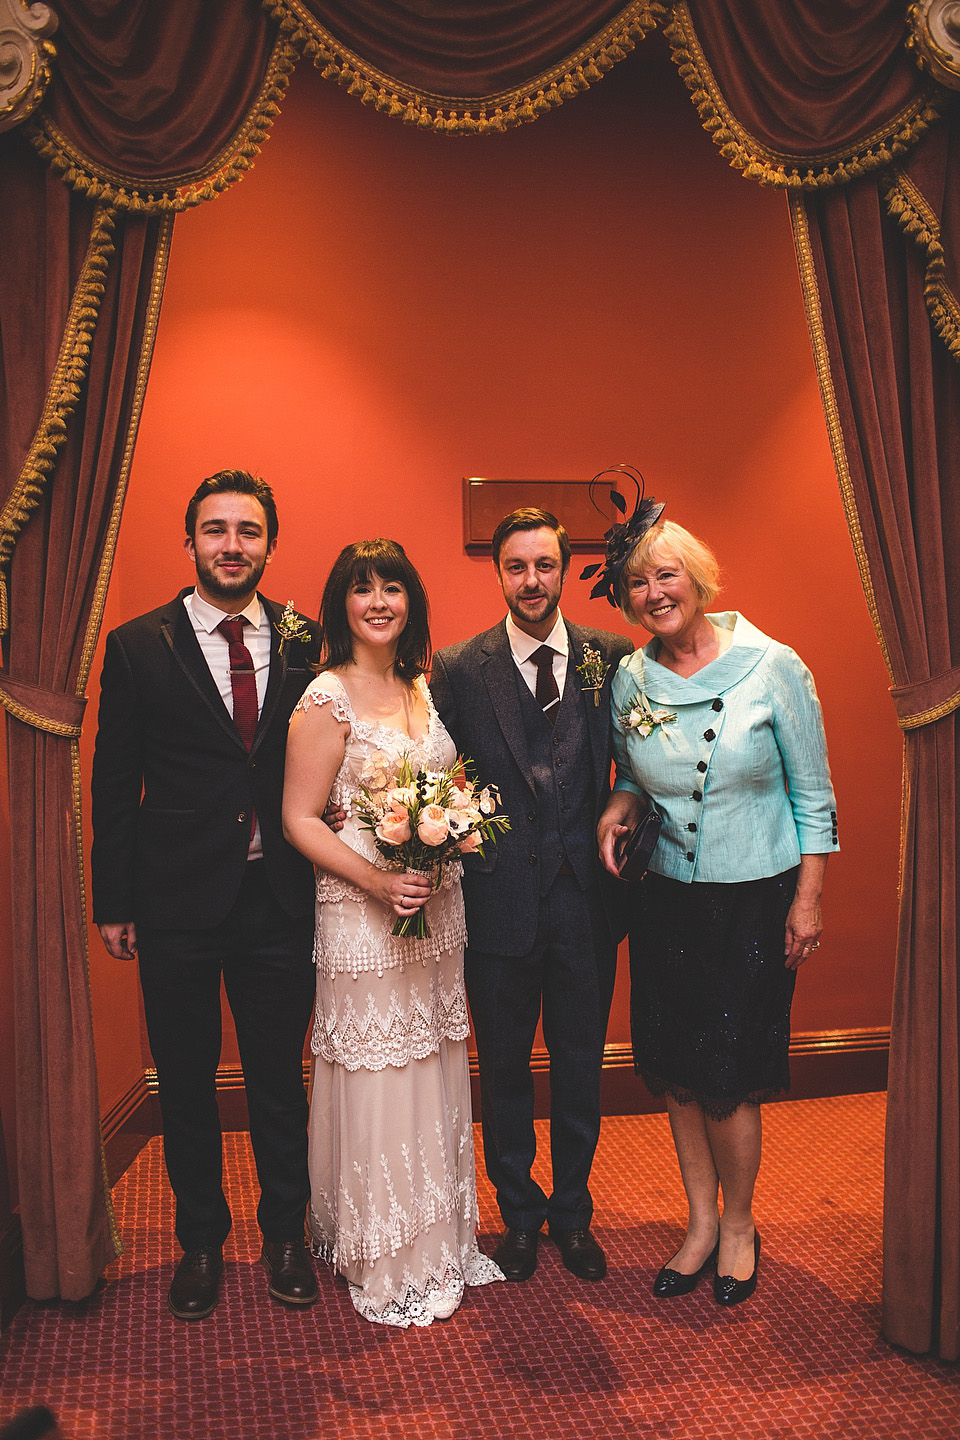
[505,609,568,665]
[187,588,265,635]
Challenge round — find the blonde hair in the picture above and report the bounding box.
[619,520,721,621]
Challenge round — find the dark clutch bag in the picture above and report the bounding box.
[615,801,662,883]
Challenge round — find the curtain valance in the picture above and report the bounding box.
[20,2,955,207]
[266,0,662,133]
[25,0,290,212]
[666,1,944,190]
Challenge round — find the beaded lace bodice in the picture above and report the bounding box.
[293,672,467,981]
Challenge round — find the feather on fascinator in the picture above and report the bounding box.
[580,465,665,607]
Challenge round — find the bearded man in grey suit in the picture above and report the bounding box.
[430,508,635,1282]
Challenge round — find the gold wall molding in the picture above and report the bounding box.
[907,0,960,89]
[0,0,57,134]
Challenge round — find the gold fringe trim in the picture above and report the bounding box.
[77,213,173,691]
[25,34,298,213]
[0,206,117,638]
[897,688,960,729]
[788,194,894,679]
[665,2,944,190]
[882,166,960,366]
[265,0,664,134]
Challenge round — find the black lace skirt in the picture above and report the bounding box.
[628,867,799,1120]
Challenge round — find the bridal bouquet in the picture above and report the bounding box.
[354,755,511,937]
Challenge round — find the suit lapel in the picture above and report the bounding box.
[161,593,243,749]
[480,622,535,795]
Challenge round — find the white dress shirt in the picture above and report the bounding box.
[184,589,271,859]
[505,610,569,699]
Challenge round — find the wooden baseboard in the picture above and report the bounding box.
[102,1073,161,1186]
[176,1026,890,1131]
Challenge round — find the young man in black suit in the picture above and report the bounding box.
[430,509,636,1283]
[91,469,321,1319]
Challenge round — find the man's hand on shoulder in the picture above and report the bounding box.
[99,921,138,961]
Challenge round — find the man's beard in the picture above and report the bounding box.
[194,552,268,603]
[506,588,560,627]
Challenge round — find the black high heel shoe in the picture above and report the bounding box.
[714,1230,761,1306]
[652,1232,720,1297]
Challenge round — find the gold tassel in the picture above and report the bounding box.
[882,169,960,368]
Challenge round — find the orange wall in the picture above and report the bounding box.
[75,36,902,1111]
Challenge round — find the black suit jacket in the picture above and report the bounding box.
[91,589,321,930]
[430,618,632,957]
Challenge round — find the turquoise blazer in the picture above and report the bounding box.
[610,612,839,884]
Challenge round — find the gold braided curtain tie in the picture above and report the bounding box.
[266,0,665,134]
[0,676,86,736]
[890,665,960,729]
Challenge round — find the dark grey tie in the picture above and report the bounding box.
[531,645,560,725]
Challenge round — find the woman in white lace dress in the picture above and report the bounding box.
[282,539,502,1327]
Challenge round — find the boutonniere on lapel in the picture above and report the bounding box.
[577,644,610,707]
[274,601,311,657]
[618,690,676,738]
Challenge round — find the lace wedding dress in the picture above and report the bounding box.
[295,672,502,1327]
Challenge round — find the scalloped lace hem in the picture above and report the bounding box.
[309,1239,503,1329]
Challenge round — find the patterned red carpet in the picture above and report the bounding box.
[1,1093,958,1439]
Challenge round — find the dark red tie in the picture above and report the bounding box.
[219,617,258,839]
[531,645,560,725]
[218,617,259,748]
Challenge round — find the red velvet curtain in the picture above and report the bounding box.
[0,128,171,1299]
[795,168,960,1361]
[675,0,960,1364]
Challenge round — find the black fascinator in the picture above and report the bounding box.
[580,465,665,607]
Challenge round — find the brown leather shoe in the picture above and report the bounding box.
[261,1239,318,1305]
[551,1227,607,1280]
[493,1227,540,1282]
[168,1246,223,1320]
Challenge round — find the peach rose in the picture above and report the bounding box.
[417,804,450,846]
[376,809,411,845]
[458,830,482,853]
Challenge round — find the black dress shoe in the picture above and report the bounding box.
[714,1230,761,1306]
[493,1227,540,1281]
[653,1233,720,1297]
[551,1227,607,1280]
[168,1246,223,1320]
[261,1239,319,1305]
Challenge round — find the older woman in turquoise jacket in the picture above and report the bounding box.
[594,511,838,1307]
